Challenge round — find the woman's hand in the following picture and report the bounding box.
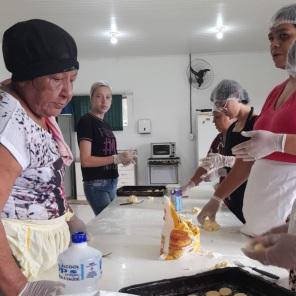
[232,130,286,161]
[242,233,296,269]
[18,281,65,296]
[197,197,221,225]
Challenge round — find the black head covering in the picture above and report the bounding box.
[2,19,79,81]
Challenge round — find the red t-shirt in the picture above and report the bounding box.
[255,79,296,163]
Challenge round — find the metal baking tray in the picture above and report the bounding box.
[116,186,166,197]
[119,267,293,296]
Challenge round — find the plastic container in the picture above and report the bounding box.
[58,232,102,294]
[170,188,182,212]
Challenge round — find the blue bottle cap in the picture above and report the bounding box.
[71,231,87,243]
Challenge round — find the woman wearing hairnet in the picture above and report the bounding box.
[197,79,256,224]
[0,19,84,295]
[198,4,296,239]
[241,5,296,291]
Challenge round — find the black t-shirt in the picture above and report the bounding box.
[77,113,119,181]
[223,107,257,223]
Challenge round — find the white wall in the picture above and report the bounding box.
[0,51,287,185]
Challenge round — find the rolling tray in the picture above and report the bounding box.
[119,267,293,296]
[117,186,166,197]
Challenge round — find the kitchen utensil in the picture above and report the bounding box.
[119,199,144,206]
[234,260,279,280]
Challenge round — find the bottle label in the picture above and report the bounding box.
[59,255,102,281]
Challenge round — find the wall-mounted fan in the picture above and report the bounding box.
[187,58,214,90]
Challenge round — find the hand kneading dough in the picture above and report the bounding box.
[206,291,220,296]
[234,293,247,296]
[219,287,232,296]
[203,219,220,232]
[127,195,138,203]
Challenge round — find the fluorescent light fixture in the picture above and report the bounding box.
[216,31,223,39]
[110,32,118,44]
[215,14,225,39]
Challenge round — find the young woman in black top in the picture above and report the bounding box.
[77,81,135,215]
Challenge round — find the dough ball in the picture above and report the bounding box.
[192,207,200,214]
[254,243,265,251]
[219,287,232,296]
[203,219,220,232]
[206,291,220,296]
[234,293,247,296]
[127,195,138,203]
[214,261,230,269]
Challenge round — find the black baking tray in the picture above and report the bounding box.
[117,186,166,197]
[119,267,293,296]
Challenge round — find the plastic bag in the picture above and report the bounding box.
[160,197,200,260]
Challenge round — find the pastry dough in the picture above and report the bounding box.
[214,261,230,269]
[127,195,138,203]
[203,219,220,232]
[254,243,265,251]
[219,287,232,296]
[192,207,200,214]
[206,291,220,296]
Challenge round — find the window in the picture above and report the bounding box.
[62,94,124,131]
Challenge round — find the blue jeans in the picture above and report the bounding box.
[83,178,118,215]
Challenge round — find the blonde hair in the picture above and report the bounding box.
[90,80,112,99]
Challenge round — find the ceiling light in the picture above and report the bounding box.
[110,32,118,44]
[216,28,224,39]
[215,14,225,40]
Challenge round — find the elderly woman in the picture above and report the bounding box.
[0,19,83,295]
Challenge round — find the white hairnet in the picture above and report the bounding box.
[90,80,112,98]
[271,4,296,27]
[210,79,248,103]
[287,41,296,77]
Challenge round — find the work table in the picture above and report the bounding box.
[37,185,289,294]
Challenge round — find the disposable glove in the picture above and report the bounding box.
[113,150,137,166]
[181,180,195,197]
[200,153,235,173]
[242,233,296,270]
[197,196,221,225]
[232,130,286,161]
[262,223,288,236]
[18,281,64,296]
[67,214,87,235]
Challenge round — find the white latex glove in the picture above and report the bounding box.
[200,153,235,171]
[242,233,296,270]
[232,130,286,161]
[181,180,195,197]
[67,214,89,238]
[18,281,64,296]
[262,223,288,236]
[197,196,222,225]
[113,151,137,166]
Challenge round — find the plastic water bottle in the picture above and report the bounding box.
[174,188,183,212]
[58,232,102,294]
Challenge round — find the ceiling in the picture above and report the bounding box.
[0,0,294,58]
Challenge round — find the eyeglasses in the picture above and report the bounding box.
[213,97,240,112]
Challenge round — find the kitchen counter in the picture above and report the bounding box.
[37,185,289,293]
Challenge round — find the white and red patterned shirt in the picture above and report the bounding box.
[0,90,68,220]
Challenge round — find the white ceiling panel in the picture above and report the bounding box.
[0,0,294,58]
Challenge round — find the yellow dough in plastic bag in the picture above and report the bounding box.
[160,197,200,260]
